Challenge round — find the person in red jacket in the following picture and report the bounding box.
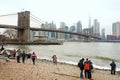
[12,49,16,58]
[84,58,93,79]
[31,52,37,65]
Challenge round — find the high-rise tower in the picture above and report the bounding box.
[76,21,82,33]
[101,28,105,39]
[88,17,92,35]
[93,19,100,37]
[112,22,120,38]
[76,21,82,39]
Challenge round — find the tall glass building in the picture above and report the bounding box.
[76,21,82,39]
[93,19,100,37]
[112,22,120,38]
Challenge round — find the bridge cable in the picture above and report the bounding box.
[0,13,17,17]
[30,14,45,23]
[30,16,43,24]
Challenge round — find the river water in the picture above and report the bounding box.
[5,42,120,71]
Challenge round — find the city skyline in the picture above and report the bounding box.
[0,0,120,35]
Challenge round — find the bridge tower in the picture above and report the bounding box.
[83,28,91,42]
[17,11,30,42]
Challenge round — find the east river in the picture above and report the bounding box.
[5,42,120,71]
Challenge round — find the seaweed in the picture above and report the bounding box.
[95,56,117,62]
[65,54,80,57]
[117,71,120,75]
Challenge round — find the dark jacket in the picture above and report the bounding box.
[21,52,26,58]
[78,59,84,70]
[110,61,116,70]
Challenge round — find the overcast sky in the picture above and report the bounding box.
[0,0,120,35]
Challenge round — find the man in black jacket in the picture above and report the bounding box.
[21,51,26,63]
[78,58,84,79]
[110,60,116,75]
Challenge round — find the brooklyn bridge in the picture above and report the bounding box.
[0,11,101,42]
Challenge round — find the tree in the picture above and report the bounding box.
[3,29,17,39]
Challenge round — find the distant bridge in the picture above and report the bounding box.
[0,11,101,42]
[0,24,101,40]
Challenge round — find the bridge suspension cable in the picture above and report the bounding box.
[0,13,17,17]
[30,16,43,24]
[0,13,18,26]
[30,14,45,24]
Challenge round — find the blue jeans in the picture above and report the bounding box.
[111,69,116,75]
[80,70,84,78]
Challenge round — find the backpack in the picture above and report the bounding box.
[84,62,90,70]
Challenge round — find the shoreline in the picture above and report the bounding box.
[2,42,63,45]
[0,58,120,80]
[39,57,120,71]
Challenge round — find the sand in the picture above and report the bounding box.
[0,58,120,80]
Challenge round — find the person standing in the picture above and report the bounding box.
[88,60,93,79]
[84,58,93,79]
[16,49,22,63]
[21,51,26,63]
[31,52,37,65]
[78,58,84,79]
[110,60,116,75]
[12,49,16,58]
[52,55,57,64]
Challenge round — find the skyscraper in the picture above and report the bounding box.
[48,21,56,39]
[93,19,100,37]
[76,21,82,39]
[60,22,66,29]
[88,17,92,35]
[58,22,66,40]
[112,22,120,38]
[70,25,76,32]
[88,17,91,28]
[101,28,105,39]
[76,21,82,33]
[70,25,76,39]
[40,22,49,37]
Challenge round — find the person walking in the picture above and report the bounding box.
[78,58,84,79]
[31,52,37,65]
[110,60,116,75]
[21,51,26,63]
